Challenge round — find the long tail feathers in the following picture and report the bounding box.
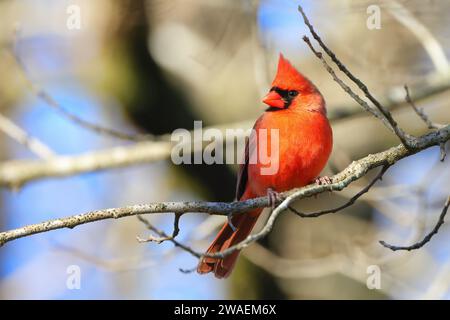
[197,208,261,278]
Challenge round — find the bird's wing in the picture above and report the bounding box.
[235,116,261,200]
[235,135,249,201]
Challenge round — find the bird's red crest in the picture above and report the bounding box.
[271,54,315,93]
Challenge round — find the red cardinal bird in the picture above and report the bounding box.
[197,54,333,278]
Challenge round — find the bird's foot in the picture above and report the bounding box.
[313,176,333,198]
[315,176,333,186]
[267,188,283,209]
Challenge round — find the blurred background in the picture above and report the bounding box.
[0,0,449,299]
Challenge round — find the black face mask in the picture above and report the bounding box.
[265,87,299,111]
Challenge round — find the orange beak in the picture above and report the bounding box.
[262,91,284,108]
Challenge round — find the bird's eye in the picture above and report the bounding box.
[288,90,298,97]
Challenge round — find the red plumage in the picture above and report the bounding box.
[197,54,333,278]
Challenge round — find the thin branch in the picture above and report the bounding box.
[201,165,386,260]
[289,165,389,218]
[202,204,280,259]
[0,125,448,248]
[0,75,448,189]
[11,28,153,142]
[136,213,182,244]
[379,196,450,251]
[439,142,447,162]
[0,140,174,189]
[143,164,381,261]
[404,85,445,130]
[328,71,450,121]
[135,215,200,258]
[1,11,447,187]
[301,36,384,122]
[403,85,447,161]
[0,119,249,188]
[299,5,416,148]
[0,112,54,159]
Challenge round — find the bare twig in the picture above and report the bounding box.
[299,5,416,148]
[295,3,450,280]
[404,85,445,130]
[379,196,450,251]
[140,166,384,261]
[0,125,448,248]
[136,215,200,257]
[0,119,250,188]
[11,28,153,142]
[227,213,238,232]
[404,85,447,161]
[301,36,384,122]
[0,75,448,189]
[439,143,447,162]
[0,112,54,159]
[136,213,182,244]
[335,71,450,123]
[289,165,389,218]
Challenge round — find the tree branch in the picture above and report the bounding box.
[299,5,416,148]
[135,215,200,258]
[136,213,182,244]
[0,140,174,189]
[404,84,447,161]
[0,111,55,159]
[11,27,153,142]
[2,76,447,190]
[1,8,448,191]
[288,165,389,218]
[379,195,450,251]
[404,85,445,130]
[0,125,448,248]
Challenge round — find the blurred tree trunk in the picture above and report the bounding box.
[101,0,236,201]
